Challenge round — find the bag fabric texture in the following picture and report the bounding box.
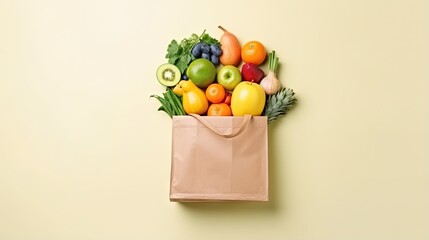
[170,114,269,202]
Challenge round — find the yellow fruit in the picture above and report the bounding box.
[181,80,208,115]
[231,82,266,116]
[172,80,185,96]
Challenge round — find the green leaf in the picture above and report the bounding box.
[176,56,190,74]
[201,33,220,45]
[181,54,192,64]
[165,40,179,58]
[168,55,179,65]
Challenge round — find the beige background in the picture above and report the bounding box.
[1,0,428,239]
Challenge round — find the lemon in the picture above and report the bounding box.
[186,58,216,88]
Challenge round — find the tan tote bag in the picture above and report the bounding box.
[169,114,269,202]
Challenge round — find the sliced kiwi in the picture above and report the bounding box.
[156,63,181,87]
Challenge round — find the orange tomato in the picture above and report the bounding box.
[207,103,232,116]
[205,83,226,104]
[241,41,267,65]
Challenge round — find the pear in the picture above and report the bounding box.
[218,26,241,66]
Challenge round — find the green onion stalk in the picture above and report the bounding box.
[260,50,281,95]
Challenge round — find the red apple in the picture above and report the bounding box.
[241,63,265,83]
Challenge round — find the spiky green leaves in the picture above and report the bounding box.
[264,88,297,123]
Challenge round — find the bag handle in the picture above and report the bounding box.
[189,114,252,138]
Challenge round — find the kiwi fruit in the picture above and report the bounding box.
[156,63,181,87]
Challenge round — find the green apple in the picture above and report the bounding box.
[231,81,266,116]
[216,65,242,91]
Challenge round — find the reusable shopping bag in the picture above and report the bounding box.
[169,114,268,202]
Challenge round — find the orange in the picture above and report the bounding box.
[205,83,226,104]
[241,41,267,65]
[207,103,232,116]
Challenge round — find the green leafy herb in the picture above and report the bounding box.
[150,88,186,118]
[264,88,297,124]
[165,30,220,74]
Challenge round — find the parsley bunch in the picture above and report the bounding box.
[165,30,220,74]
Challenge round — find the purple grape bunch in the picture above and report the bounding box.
[191,42,222,66]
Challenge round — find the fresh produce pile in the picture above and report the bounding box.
[151,26,296,123]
